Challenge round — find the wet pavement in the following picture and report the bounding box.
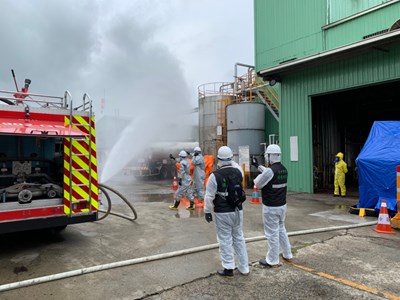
[0,176,399,300]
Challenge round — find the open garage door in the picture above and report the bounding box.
[311,80,400,195]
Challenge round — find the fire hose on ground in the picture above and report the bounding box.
[0,221,377,292]
[97,183,137,221]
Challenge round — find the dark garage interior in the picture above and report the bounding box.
[311,79,400,195]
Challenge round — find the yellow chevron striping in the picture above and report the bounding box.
[72,139,90,155]
[64,144,71,156]
[73,171,89,186]
[71,186,89,201]
[64,115,99,214]
[63,188,72,214]
[91,199,98,209]
[71,155,89,171]
[67,152,98,195]
[90,170,98,182]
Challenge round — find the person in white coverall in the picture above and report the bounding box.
[191,146,206,203]
[204,146,249,277]
[252,144,293,268]
[169,150,195,210]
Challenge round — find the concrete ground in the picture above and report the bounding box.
[0,177,399,300]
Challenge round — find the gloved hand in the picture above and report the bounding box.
[186,151,190,156]
[251,156,259,168]
[178,178,182,186]
[169,154,175,160]
[205,213,213,223]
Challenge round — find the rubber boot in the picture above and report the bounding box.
[169,200,180,210]
[186,201,195,210]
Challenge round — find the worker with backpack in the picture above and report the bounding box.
[204,146,249,277]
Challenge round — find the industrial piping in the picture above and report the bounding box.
[0,220,377,292]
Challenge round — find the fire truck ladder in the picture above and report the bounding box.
[67,93,94,215]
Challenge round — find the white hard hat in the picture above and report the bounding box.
[194,146,201,152]
[217,146,233,160]
[266,144,281,155]
[179,150,187,158]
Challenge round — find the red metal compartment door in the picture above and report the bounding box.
[0,117,87,137]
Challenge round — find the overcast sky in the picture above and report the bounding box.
[0,0,254,181]
[0,0,254,116]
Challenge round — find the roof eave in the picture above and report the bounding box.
[258,29,400,80]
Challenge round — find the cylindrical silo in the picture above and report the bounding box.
[227,102,266,163]
[198,82,234,159]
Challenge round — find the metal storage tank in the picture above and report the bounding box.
[198,82,234,159]
[227,102,266,162]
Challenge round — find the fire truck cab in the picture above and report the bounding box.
[0,87,98,234]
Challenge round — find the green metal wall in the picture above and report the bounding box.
[265,111,279,141]
[325,2,400,50]
[254,0,400,69]
[280,44,400,192]
[254,0,326,70]
[328,0,393,23]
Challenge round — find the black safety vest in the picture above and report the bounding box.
[213,167,243,213]
[261,163,288,207]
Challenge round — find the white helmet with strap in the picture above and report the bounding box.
[266,144,281,154]
[265,144,281,164]
[179,150,188,158]
[217,146,233,161]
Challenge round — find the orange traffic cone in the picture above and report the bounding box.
[172,176,178,191]
[251,185,261,204]
[373,200,396,234]
[172,177,178,199]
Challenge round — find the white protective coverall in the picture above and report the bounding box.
[191,153,205,200]
[254,154,293,266]
[204,160,249,274]
[175,157,194,202]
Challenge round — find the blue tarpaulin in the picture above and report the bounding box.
[356,121,400,213]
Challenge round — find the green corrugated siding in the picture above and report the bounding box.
[280,44,400,193]
[265,112,279,141]
[325,2,400,50]
[328,0,393,23]
[254,0,326,71]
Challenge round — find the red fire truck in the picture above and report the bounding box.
[0,71,98,234]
